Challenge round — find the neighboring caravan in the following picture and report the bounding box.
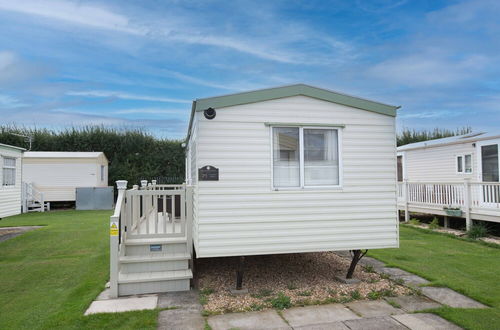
[22,152,109,203]
[109,84,401,297]
[0,143,24,218]
[397,132,500,229]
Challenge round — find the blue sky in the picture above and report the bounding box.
[0,0,498,139]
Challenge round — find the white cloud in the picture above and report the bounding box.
[369,54,489,86]
[0,51,48,86]
[112,108,187,115]
[0,0,352,65]
[0,0,143,35]
[0,94,27,108]
[66,90,190,103]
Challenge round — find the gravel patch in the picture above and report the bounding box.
[197,252,411,314]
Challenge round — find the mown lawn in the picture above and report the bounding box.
[370,225,500,330]
[0,210,158,330]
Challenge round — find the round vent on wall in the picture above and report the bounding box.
[204,107,216,120]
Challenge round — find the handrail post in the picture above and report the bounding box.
[404,179,409,222]
[40,192,45,212]
[464,179,472,231]
[110,180,127,298]
[186,185,193,257]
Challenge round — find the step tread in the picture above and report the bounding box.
[120,252,191,263]
[119,269,193,283]
[124,237,187,245]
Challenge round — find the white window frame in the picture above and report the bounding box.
[270,125,343,190]
[456,154,473,174]
[2,156,17,187]
[397,152,406,182]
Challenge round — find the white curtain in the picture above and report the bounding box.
[273,127,300,187]
[304,129,339,186]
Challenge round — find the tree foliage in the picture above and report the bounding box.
[397,127,472,146]
[0,125,185,187]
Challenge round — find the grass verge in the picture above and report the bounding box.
[370,225,500,330]
[0,210,158,330]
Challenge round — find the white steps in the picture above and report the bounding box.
[118,236,192,296]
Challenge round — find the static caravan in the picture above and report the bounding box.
[109,84,400,297]
[0,143,25,218]
[397,132,500,229]
[22,152,109,203]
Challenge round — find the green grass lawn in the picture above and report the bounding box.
[0,210,158,330]
[370,225,500,330]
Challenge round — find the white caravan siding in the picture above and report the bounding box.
[402,142,476,181]
[193,95,398,258]
[0,146,23,218]
[22,153,108,202]
[189,118,200,253]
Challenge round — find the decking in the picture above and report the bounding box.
[109,181,193,298]
[397,180,500,229]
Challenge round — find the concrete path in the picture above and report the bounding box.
[207,299,460,330]
[83,252,487,329]
[0,226,42,242]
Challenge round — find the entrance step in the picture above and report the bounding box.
[120,253,190,273]
[124,237,188,256]
[118,269,192,296]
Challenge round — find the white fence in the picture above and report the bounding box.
[397,180,500,229]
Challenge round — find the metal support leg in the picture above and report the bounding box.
[236,256,245,290]
[346,250,368,279]
[444,216,449,228]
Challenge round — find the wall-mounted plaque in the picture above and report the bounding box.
[199,165,219,181]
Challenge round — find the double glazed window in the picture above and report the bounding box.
[2,157,16,186]
[457,154,472,174]
[272,127,340,188]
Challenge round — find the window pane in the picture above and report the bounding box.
[304,129,339,186]
[457,156,463,173]
[482,145,499,182]
[464,154,472,173]
[397,156,403,182]
[3,168,15,186]
[273,127,300,187]
[3,157,15,167]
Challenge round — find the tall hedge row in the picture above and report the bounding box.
[0,126,185,187]
[397,127,471,146]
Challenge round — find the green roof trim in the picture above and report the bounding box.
[0,143,26,151]
[185,84,400,143]
[194,84,400,116]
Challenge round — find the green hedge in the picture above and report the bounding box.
[0,126,185,188]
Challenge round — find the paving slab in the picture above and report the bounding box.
[393,274,430,286]
[282,304,359,327]
[96,288,112,301]
[393,313,462,330]
[157,290,201,311]
[421,287,487,308]
[84,295,158,315]
[158,308,205,330]
[385,295,442,312]
[380,267,413,277]
[294,321,350,330]
[208,310,290,330]
[346,300,404,317]
[344,316,408,330]
[359,257,386,269]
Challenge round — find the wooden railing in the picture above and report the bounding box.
[21,182,45,213]
[397,180,500,230]
[109,180,193,298]
[125,184,189,239]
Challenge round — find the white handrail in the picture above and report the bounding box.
[398,180,500,230]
